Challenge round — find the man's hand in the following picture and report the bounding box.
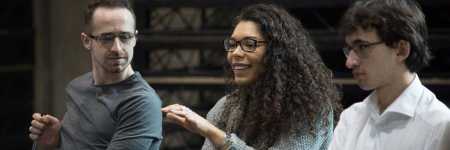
[29,113,61,149]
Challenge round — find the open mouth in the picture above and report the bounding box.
[232,63,251,70]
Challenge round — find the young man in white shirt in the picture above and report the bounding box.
[328,0,450,150]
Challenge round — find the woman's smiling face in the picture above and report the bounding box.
[227,21,267,86]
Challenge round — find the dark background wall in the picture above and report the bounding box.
[1,0,449,149]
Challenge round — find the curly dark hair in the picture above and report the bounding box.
[339,0,432,72]
[219,4,342,149]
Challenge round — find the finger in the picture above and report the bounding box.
[31,120,46,130]
[161,105,175,112]
[161,104,179,112]
[165,112,187,125]
[29,126,42,135]
[162,104,184,112]
[29,126,42,134]
[29,133,39,140]
[32,113,42,120]
[33,113,50,125]
[168,109,188,117]
[171,104,184,109]
[166,112,185,121]
[43,114,59,125]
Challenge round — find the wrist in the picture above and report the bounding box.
[46,130,61,149]
[217,133,232,150]
[204,125,226,148]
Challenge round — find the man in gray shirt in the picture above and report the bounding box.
[28,0,162,149]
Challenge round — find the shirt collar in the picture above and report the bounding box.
[373,74,423,118]
[91,72,141,87]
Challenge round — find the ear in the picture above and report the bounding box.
[395,40,410,62]
[131,30,139,47]
[81,32,92,51]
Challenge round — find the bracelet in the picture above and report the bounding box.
[223,133,233,149]
[217,133,232,150]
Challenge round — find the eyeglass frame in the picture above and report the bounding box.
[342,41,384,58]
[87,30,138,47]
[224,37,267,52]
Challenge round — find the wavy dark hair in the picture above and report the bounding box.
[219,4,342,149]
[339,0,431,72]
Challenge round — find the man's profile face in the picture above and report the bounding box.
[344,27,399,91]
[87,7,136,74]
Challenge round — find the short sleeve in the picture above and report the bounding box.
[108,92,163,150]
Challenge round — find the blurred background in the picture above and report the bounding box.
[1,0,449,149]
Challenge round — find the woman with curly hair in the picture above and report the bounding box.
[162,4,341,150]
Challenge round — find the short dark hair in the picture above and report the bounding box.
[84,0,136,32]
[339,0,432,72]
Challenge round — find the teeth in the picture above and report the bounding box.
[233,65,249,70]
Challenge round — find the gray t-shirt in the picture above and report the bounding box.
[58,72,162,150]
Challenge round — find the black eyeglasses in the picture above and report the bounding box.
[342,41,384,58]
[88,31,137,47]
[224,37,267,52]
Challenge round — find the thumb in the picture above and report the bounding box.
[43,115,60,125]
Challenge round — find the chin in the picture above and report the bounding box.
[107,66,125,73]
[359,85,373,91]
[357,82,375,91]
[234,77,255,86]
[233,78,252,86]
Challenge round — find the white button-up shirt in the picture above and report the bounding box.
[329,75,450,150]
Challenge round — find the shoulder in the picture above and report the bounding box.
[119,91,162,113]
[416,90,450,126]
[132,87,161,105]
[206,95,228,123]
[339,100,368,121]
[128,73,159,98]
[121,75,162,108]
[115,85,162,117]
[67,72,92,89]
[113,89,162,131]
[109,73,162,114]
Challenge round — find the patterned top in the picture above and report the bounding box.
[201,96,333,150]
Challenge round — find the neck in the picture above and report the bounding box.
[92,66,134,85]
[375,71,415,113]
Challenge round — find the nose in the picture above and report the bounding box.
[229,45,245,57]
[110,37,123,52]
[345,50,359,69]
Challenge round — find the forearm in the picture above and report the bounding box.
[203,124,226,149]
[203,127,256,150]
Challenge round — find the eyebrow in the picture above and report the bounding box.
[347,39,370,46]
[230,36,261,40]
[101,32,132,35]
